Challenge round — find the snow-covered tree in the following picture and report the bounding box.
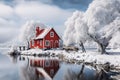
[74,13,90,52]
[63,11,80,46]
[63,11,87,52]
[63,0,120,54]
[19,20,46,49]
[83,0,120,54]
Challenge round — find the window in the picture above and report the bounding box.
[50,32,54,37]
[45,40,50,46]
[50,69,54,76]
[45,60,50,67]
[40,40,42,46]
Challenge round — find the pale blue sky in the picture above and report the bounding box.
[0,0,92,43]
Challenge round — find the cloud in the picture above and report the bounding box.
[15,2,72,24]
[0,2,73,44]
[0,4,14,18]
[0,27,19,43]
[0,4,18,43]
[12,0,92,10]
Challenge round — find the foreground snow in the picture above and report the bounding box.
[21,48,120,67]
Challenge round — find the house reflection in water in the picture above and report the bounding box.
[29,57,60,79]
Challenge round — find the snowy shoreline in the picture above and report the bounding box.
[21,48,120,68]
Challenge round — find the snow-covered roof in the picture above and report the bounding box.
[35,28,52,39]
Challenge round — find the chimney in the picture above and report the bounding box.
[36,26,40,37]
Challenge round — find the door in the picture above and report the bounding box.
[54,40,58,48]
[50,40,53,48]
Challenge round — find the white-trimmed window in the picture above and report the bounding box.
[45,40,50,46]
[50,32,54,37]
[40,40,42,46]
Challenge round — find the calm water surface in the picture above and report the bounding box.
[0,48,95,80]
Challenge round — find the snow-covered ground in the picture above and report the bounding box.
[21,48,120,67]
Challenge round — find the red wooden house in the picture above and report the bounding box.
[30,27,60,49]
[30,58,60,78]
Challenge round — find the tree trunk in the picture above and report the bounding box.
[97,42,106,54]
[27,41,30,50]
[79,42,86,53]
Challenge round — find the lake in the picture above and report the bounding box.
[0,48,105,80]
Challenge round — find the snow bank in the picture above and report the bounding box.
[21,49,120,67]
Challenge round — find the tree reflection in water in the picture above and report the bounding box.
[63,64,86,80]
[9,54,18,63]
[64,69,86,80]
[20,66,39,80]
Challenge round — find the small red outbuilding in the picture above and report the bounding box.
[30,27,60,49]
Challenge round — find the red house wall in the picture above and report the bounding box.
[44,28,60,49]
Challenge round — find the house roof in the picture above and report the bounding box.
[35,28,52,39]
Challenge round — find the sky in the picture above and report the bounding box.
[0,0,92,44]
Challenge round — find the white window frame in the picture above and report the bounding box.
[45,40,50,46]
[50,32,54,37]
[40,40,42,46]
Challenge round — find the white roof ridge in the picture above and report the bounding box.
[35,27,52,39]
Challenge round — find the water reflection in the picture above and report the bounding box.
[0,47,120,80]
[9,54,18,63]
[18,56,60,80]
[63,64,86,80]
[30,58,59,78]
[9,55,97,80]
[20,65,38,80]
[8,55,120,80]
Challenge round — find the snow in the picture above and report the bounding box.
[35,28,52,39]
[21,49,43,55]
[21,49,120,67]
